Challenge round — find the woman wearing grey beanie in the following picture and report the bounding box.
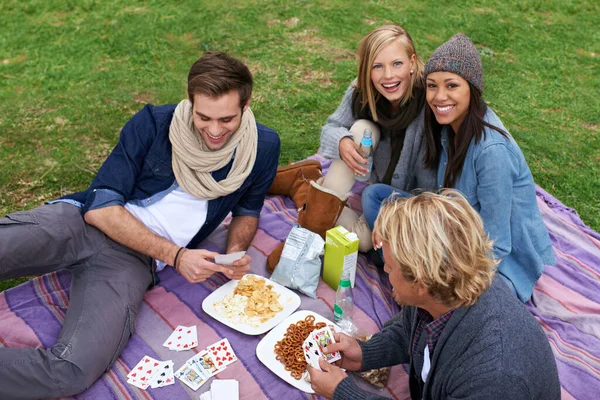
[365,33,555,302]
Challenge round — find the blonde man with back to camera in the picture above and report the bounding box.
[307,190,560,400]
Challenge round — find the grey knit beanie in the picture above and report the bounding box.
[425,33,483,93]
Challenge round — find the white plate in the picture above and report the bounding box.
[256,310,339,393]
[202,274,301,335]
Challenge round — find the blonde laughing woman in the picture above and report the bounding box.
[267,25,436,272]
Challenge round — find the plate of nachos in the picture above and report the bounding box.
[202,274,301,335]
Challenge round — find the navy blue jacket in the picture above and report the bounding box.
[59,104,280,249]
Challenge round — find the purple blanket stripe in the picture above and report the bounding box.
[5,280,63,349]
[537,187,600,241]
[545,262,600,303]
[40,275,60,309]
[2,155,599,399]
[353,259,398,326]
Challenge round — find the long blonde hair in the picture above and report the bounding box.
[355,25,424,122]
[374,190,497,307]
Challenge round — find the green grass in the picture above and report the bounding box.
[1,0,599,291]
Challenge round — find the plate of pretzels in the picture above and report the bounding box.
[255,310,339,393]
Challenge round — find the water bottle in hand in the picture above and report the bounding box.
[354,129,373,182]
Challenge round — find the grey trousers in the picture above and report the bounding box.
[0,202,154,399]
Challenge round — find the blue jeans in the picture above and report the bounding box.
[362,184,411,230]
[362,184,520,298]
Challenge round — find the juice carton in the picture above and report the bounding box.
[323,226,359,290]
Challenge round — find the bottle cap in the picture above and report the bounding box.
[339,279,351,288]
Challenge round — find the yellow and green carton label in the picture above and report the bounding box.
[323,226,359,290]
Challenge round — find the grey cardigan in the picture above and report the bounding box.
[319,83,437,192]
[332,276,561,400]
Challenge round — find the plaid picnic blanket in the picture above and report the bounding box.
[1,154,598,399]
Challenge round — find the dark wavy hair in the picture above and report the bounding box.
[424,83,508,187]
[187,52,253,108]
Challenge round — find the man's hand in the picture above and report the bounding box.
[339,137,369,176]
[324,333,363,371]
[219,253,252,280]
[177,249,235,283]
[307,358,348,399]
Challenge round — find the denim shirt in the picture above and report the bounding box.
[58,103,280,249]
[437,108,555,302]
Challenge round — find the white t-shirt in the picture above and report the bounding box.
[421,344,431,383]
[125,187,208,271]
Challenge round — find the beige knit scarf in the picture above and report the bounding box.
[169,99,257,200]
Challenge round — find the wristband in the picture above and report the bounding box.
[173,247,186,272]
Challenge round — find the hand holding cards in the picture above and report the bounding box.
[303,326,341,370]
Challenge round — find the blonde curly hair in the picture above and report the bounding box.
[374,189,497,307]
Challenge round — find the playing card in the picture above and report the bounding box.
[170,325,198,351]
[127,356,161,386]
[206,338,238,368]
[127,377,150,390]
[189,350,223,378]
[150,360,175,388]
[199,392,212,400]
[162,325,185,348]
[214,251,246,266]
[303,336,321,370]
[178,325,198,351]
[312,327,341,363]
[210,379,239,399]
[175,362,208,391]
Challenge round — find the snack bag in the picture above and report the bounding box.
[356,332,390,388]
[270,224,324,298]
[359,366,391,388]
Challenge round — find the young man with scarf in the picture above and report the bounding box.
[0,52,280,399]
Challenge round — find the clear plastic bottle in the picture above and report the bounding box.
[354,129,373,182]
[334,269,354,333]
